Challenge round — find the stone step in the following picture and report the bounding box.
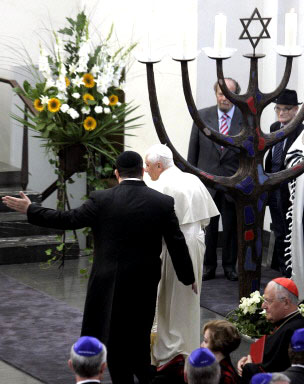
[0,189,41,212]
[0,161,22,187]
[0,212,63,237]
[0,234,80,264]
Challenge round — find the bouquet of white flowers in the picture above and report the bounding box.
[227,291,274,339]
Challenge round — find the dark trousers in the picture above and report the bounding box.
[107,281,158,384]
[204,191,237,271]
[268,189,290,277]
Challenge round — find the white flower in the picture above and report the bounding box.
[56,77,67,92]
[40,95,50,105]
[60,103,70,113]
[94,106,103,114]
[67,108,79,119]
[69,64,78,74]
[104,107,111,114]
[72,92,81,99]
[57,92,68,101]
[72,75,84,87]
[45,78,55,89]
[91,65,100,76]
[102,96,109,105]
[81,106,90,115]
[116,102,121,107]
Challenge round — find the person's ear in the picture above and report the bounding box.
[68,359,74,372]
[114,169,119,180]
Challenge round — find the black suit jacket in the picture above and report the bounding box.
[187,105,243,198]
[265,121,304,214]
[282,366,304,384]
[27,180,194,346]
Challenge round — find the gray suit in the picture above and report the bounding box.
[188,105,243,273]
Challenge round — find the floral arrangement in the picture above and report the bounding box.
[226,291,274,339]
[11,11,140,166]
[227,291,304,339]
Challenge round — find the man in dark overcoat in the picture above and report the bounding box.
[187,78,242,281]
[2,151,195,384]
[265,89,304,277]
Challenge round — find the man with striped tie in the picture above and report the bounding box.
[188,78,242,281]
[265,89,303,278]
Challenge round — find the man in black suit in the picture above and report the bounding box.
[2,151,195,384]
[187,78,242,281]
[282,328,304,384]
[68,336,107,383]
[265,89,304,277]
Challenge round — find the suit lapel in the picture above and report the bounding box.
[204,108,222,155]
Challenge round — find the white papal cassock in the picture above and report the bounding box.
[147,166,219,367]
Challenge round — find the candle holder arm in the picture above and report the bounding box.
[145,62,241,191]
[180,60,243,148]
[265,105,304,147]
[261,56,293,107]
[264,160,304,189]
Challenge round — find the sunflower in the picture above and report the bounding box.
[47,98,61,113]
[83,93,95,104]
[65,77,70,87]
[109,94,119,106]
[83,73,95,88]
[34,98,44,112]
[83,116,97,131]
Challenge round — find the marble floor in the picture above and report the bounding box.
[0,256,251,383]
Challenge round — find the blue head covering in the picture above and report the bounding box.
[73,336,103,357]
[188,348,215,367]
[251,373,273,384]
[291,328,304,351]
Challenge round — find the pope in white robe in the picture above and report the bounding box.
[285,131,304,301]
[144,144,219,368]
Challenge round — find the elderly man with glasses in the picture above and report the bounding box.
[237,278,304,384]
[265,89,304,277]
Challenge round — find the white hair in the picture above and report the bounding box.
[145,144,174,170]
[268,281,299,305]
[70,342,107,378]
[270,372,290,383]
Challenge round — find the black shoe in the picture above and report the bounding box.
[224,270,238,281]
[202,269,216,281]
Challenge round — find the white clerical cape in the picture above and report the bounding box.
[147,166,219,366]
[285,132,304,301]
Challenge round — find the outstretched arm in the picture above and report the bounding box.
[2,191,31,213]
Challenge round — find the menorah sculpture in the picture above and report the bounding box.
[139,8,304,298]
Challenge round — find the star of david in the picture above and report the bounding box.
[239,8,271,54]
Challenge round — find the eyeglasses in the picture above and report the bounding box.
[263,296,286,305]
[274,106,294,113]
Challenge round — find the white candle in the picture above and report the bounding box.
[285,8,297,49]
[214,13,227,53]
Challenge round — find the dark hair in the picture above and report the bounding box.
[115,151,143,179]
[288,345,304,364]
[213,78,241,95]
[116,165,143,179]
[203,320,241,356]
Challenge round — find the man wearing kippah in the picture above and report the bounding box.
[250,372,290,384]
[2,151,195,384]
[238,278,304,383]
[68,336,107,383]
[281,328,304,384]
[265,89,304,278]
[184,347,220,384]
